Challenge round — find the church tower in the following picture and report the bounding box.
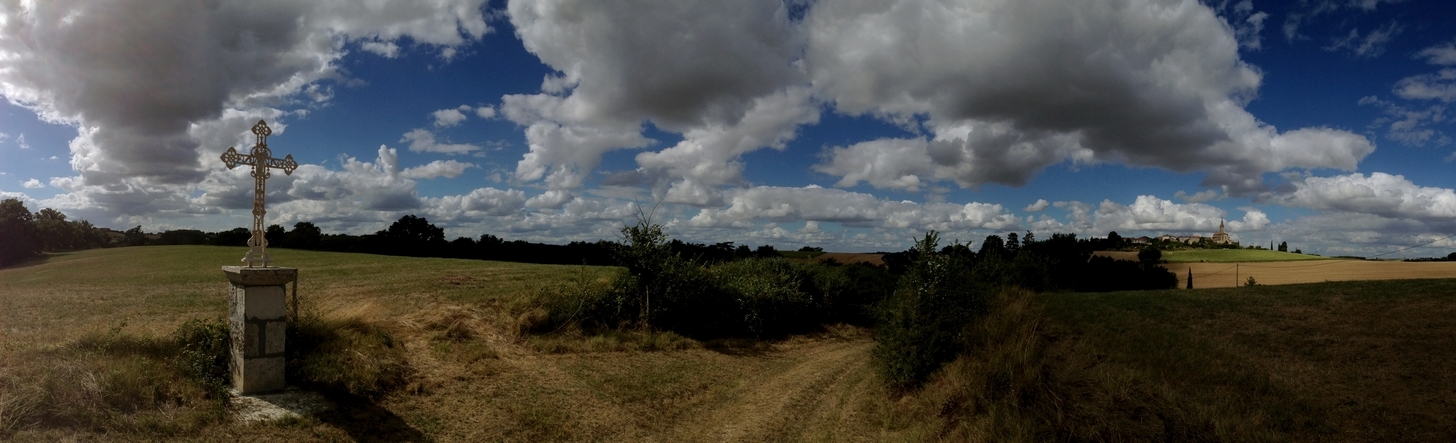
[1211,219,1231,244]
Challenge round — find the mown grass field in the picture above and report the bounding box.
[3,246,1454,441]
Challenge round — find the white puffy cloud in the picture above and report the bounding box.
[362,41,402,58]
[636,87,821,205]
[685,185,1019,232]
[1024,199,1050,212]
[474,106,496,119]
[1275,172,1456,220]
[432,106,472,127]
[526,190,574,209]
[0,0,490,223]
[401,160,475,180]
[426,187,527,219]
[401,128,481,154]
[1092,195,1228,233]
[806,0,1372,194]
[22,178,44,189]
[1389,37,1456,103]
[503,0,806,191]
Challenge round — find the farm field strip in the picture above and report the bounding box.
[1166,260,1456,288]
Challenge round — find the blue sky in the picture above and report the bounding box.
[2,0,1456,256]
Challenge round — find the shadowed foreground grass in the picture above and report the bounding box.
[3,247,1454,441]
[890,280,1455,442]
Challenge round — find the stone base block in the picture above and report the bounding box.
[224,266,296,395]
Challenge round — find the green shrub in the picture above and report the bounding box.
[874,232,989,390]
[713,258,817,337]
[170,318,230,402]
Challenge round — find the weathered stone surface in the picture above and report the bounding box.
[265,320,286,355]
[243,286,287,320]
[226,266,297,395]
[234,356,285,394]
[222,266,297,286]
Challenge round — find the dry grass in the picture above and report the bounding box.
[1168,259,1456,288]
[5,246,1455,441]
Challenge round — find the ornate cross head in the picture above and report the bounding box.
[220,120,298,267]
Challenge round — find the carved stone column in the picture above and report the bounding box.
[222,266,297,394]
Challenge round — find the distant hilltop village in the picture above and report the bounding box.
[1125,220,1235,247]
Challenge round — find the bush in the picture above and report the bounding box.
[170,318,230,402]
[874,232,989,390]
[714,258,817,337]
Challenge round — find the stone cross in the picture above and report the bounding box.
[221,120,298,267]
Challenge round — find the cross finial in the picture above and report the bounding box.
[221,120,297,267]
[252,119,271,146]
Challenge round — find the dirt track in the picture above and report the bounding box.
[1167,260,1456,288]
[668,339,878,442]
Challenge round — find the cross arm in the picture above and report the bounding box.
[220,147,258,169]
[264,154,299,175]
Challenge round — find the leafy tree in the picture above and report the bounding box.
[979,234,1005,258]
[124,226,147,246]
[0,198,39,266]
[754,244,778,258]
[385,215,445,245]
[287,222,322,249]
[874,231,987,389]
[1137,245,1162,267]
[1278,241,1288,252]
[265,224,287,248]
[1006,232,1021,253]
[212,227,252,246]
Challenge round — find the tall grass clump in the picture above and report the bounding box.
[287,304,412,399]
[0,322,230,438]
[874,232,989,390]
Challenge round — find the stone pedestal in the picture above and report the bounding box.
[223,266,296,395]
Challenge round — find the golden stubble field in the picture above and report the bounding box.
[1093,250,1456,288]
[1168,260,1456,288]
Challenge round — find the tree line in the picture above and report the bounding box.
[0,198,112,267]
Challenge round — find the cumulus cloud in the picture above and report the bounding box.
[503,0,805,191]
[1394,68,1456,104]
[362,41,402,58]
[685,185,1020,232]
[1275,172,1456,220]
[1024,199,1050,212]
[474,106,496,119]
[525,190,575,209]
[401,160,475,180]
[401,128,481,154]
[1091,195,1229,233]
[806,0,1372,195]
[636,87,820,205]
[21,178,43,189]
[432,106,472,127]
[0,0,489,188]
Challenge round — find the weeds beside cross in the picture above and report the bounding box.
[220,120,297,267]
